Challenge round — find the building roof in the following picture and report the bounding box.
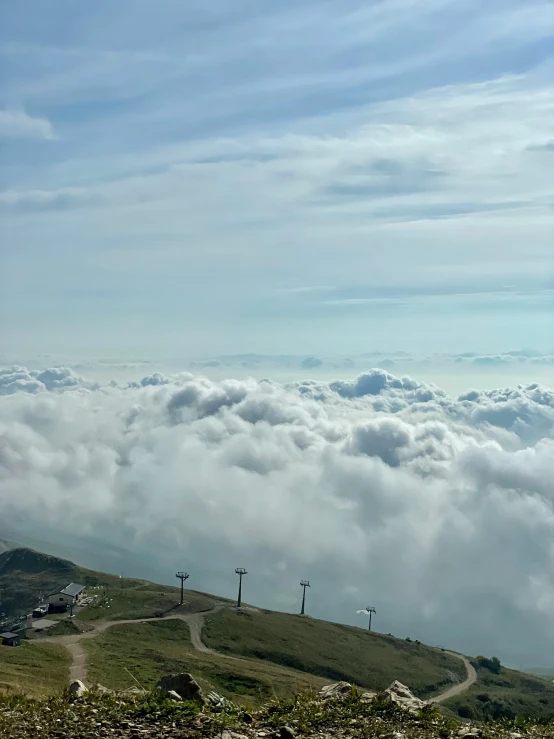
[60,583,85,597]
[1,632,20,639]
[50,583,85,597]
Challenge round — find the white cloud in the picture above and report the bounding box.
[0,109,54,140]
[1,366,554,661]
[0,365,96,395]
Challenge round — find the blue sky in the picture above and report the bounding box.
[1,0,553,370]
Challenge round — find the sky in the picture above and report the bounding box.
[1,1,554,669]
[0,0,553,369]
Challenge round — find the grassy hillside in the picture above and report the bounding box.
[202,609,466,698]
[84,619,328,705]
[444,659,554,721]
[0,547,218,620]
[0,548,77,616]
[0,642,69,698]
[75,584,218,621]
[4,544,554,720]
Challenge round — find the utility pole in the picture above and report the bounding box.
[364,606,376,631]
[235,568,247,607]
[175,572,189,605]
[300,580,310,615]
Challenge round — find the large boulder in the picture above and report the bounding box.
[384,681,426,713]
[318,681,353,700]
[69,680,88,698]
[157,673,205,705]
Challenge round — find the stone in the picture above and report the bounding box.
[318,681,353,700]
[157,673,205,705]
[458,727,480,738]
[383,681,426,714]
[206,690,236,712]
[69,680,88,698]
[243,712,253,723]
[360,691,376,703]
[167,690,182,701]
[279,726,295,738]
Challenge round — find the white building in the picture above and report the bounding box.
[48,583,86,611]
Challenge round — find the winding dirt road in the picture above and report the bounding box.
[41,606,224,683]
[429,651,477,703]
[41,607,477,703]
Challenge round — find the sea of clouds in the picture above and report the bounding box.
[1,364,554,662]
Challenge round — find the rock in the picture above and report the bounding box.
[458,727,480,738]
[69,680,88,698]
[279,727,295,739]
[383,681,426,714]
[167,690,182,702]
[360,691,376,703]
[94,684,113,694]
[318,681,353,700]
[206,690,235,711]
[243,712,253,723]
[157,673,205,705]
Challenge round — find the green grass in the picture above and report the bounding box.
[202,609,466,698]
[0,642,69,697]
[84,619,328,705]
[76,586,218,622]
[444,663,554,721]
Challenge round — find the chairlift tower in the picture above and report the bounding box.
[300,580,310,615]
[364,606,376,631]
[235,568,247,608]
[175,572,189,605]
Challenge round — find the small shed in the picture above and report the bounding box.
[1,631,21,647]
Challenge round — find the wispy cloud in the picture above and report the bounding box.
[0,0,552,355]
[0,109,54,140]
[277,286,337,294]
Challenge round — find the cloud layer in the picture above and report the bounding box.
[1,366,554,661]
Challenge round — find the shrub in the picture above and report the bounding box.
[457,704,473,719]
[476,656,502,674]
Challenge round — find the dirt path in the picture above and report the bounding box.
[41,605,225,684]
[429,652,477,703]
[42,607,477,703]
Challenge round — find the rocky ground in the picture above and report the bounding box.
[1,679,553,739]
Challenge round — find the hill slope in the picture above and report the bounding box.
[3,545,554,719]
[443,660,554,721]
[0,547,218,620]
[83,619,329,702]
[202,608,466,698]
